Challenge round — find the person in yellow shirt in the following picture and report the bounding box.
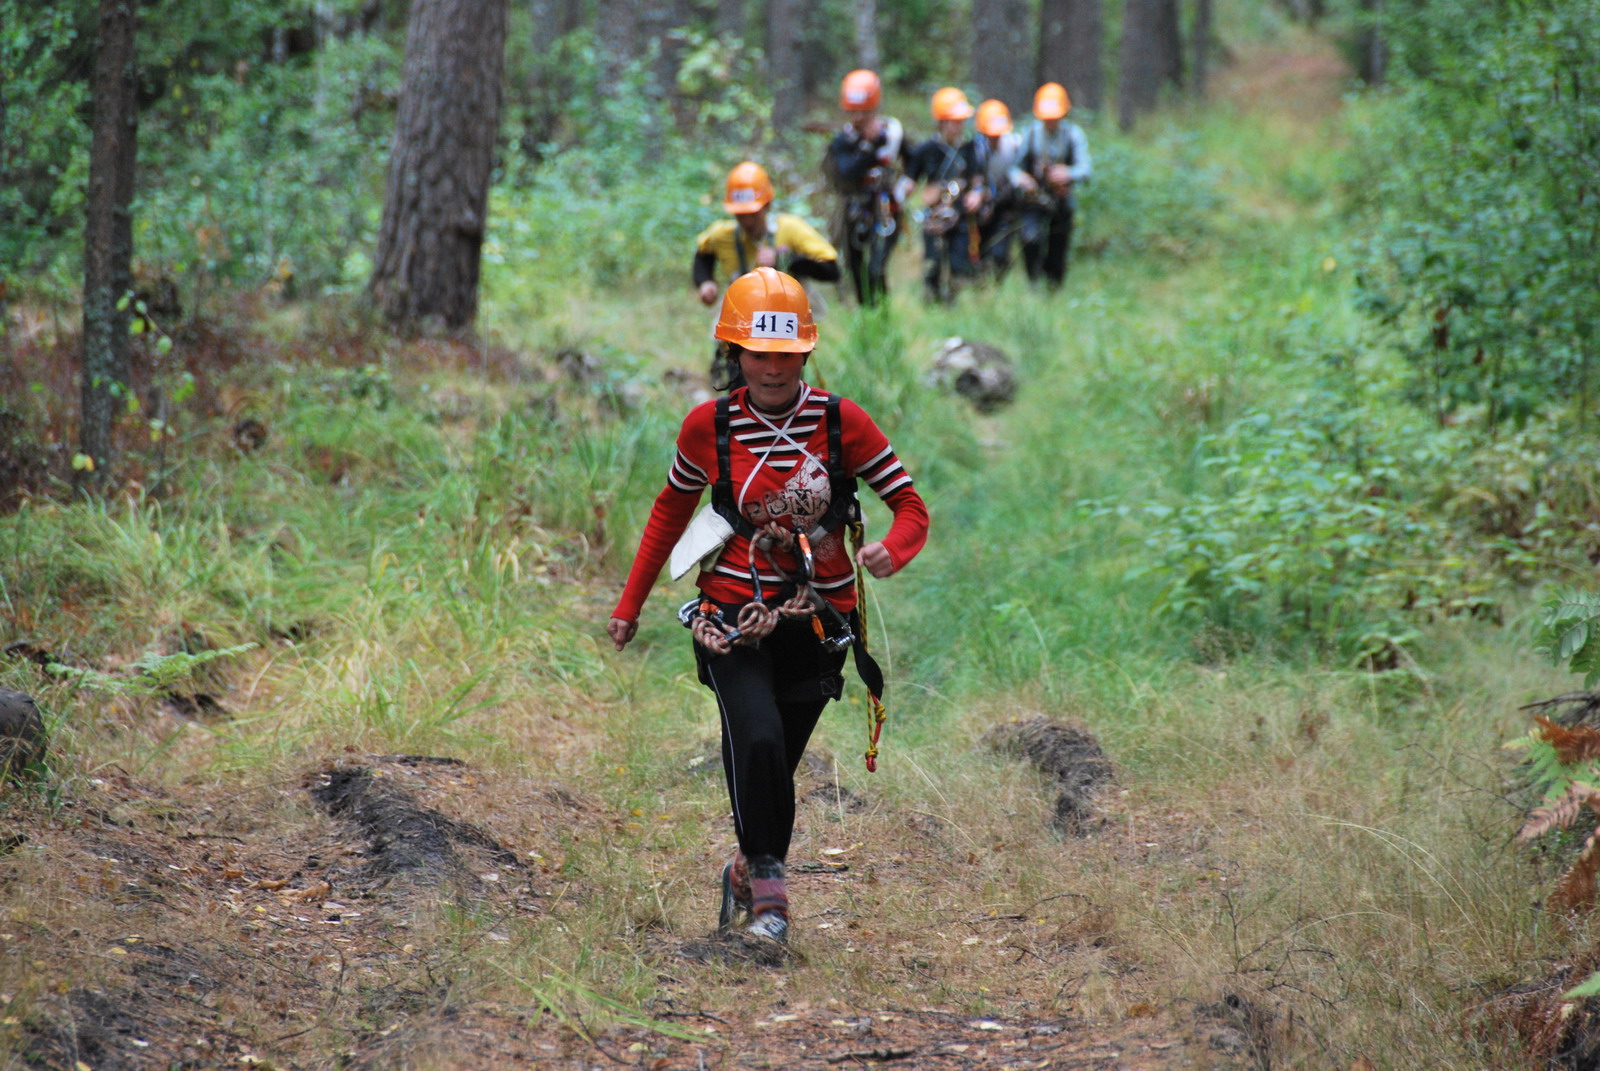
[694,162,840,389]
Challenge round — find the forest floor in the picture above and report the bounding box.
[3,31,1509,1071]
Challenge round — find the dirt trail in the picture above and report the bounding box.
[4,751,1262,1070]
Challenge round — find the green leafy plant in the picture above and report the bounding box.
[1350,0,1600,429]
[1537,589,1600,687]
[46,643,257,698]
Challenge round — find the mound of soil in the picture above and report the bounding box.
[307,760,529,896]
[985,717,1114,834]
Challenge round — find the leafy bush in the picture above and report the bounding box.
[1077,130,1224,259]
[1119,403,1500,663]
[135,33,399,296]
[0,0,90,292]
[1349,0,1600,427]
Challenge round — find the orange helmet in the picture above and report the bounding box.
[723,161,773,214]
[1033,82,1071,120]
[714,268,818,353]
[840,69,881,112]
[975,98,1012,137]
[930,86,974,122]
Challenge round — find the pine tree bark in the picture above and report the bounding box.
[596,0,638,94]
[639,0,690,124]
[1039,0,1104,113]
[1156,0,1184,90]
[1190,0,1212,98]
[854,0,880,72]
[768,0,805,133]
[1117,0,1162,130]
[81,0,139,480]
[369,0,507,332]
[715,0,747,43]
[1357,0,1387,85]
[972,0,1034,114]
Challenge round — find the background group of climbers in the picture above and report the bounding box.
[693,69,1094,323]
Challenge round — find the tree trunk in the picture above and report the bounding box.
[854,0,880,71]
[1156,0,1183,90]
[1357,0,1387,85]
[715,0,747,43]
[1190,0,1212,99]
[1117,0,1162,130]
[369,0,507,332]
[768,0,805,133]
[1039,0,1104,113]
[972,0,1034,114]
[596,0,638,93]
[639,0,690,124]
[798,2,832,101]
[81,0,139,480]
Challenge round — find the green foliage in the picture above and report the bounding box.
[1350,0,1600,427]
[1537,589,1600,687]
[1080,130,1224,259]
[135,33,398,295]
[1117,403,1493,663]
[0,0,90,290]
[47,643,257,697]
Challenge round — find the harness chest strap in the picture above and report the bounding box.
[711,393,859,540]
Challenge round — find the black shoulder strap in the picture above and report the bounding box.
[824,394,861,528]
[826,394,843,476]
[712,394,755,537]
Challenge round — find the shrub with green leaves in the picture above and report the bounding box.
[1349,0,1600,428]
[1117,398,1505,662]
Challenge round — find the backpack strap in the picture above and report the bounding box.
[822,394,861,531]
[711,394,756,538]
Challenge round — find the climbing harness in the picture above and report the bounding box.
[682,391,891,770]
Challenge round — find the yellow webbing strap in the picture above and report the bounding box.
[849,519,888,772]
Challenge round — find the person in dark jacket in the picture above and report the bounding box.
[826,70,910,307]
[907,87,976,304]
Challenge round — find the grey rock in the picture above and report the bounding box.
[926,336,1017,412]
[0,690,46,778]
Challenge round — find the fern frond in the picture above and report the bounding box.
[1517,781,1600,843]
[1551,816,1600,913]
[1532,716,1600,766]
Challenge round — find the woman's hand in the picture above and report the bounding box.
[855,541,895,578]
[607,617,638,652]
[697,281,719,306]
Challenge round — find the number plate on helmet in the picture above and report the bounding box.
[749,311,800,339]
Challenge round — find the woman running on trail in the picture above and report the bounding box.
[606,267,930,943]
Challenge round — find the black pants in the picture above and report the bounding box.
[922,225,974,302]
[844,205,899,307]
[696,615,850,860]
[978,210,1016,281]
[1021,202,1075,288]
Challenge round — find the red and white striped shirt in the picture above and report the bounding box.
[613,386,929,622]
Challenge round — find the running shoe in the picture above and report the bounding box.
[746,910,789,942]
[718,858,752,932]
